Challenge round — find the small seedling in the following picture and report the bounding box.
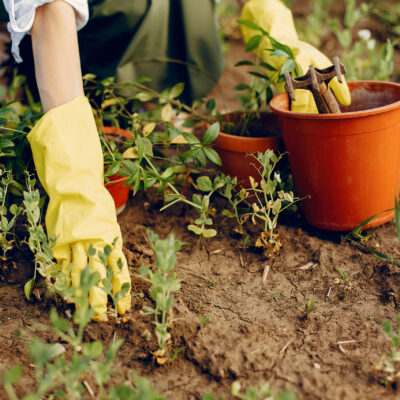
[231,380,297,400]
[237,279,246,285]
[304,300,315,314]
[0,266,164,400]
[138,230,182,365]
[209,279,218,287]
[376,314,400,385]
[335,268,352,300]
[199,314,210,328]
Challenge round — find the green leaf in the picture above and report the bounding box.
[202,228,217,238]
[234,84,250,91]
[280,59,295,75]
[235,60,255,67]
[197,176,213,192]
[237,19,265,33]
[135,92,156,102]
[395,196,400,245]
[169,82,185,99]
[202,122,220,145]
[245,34,262,52]
[248,71,269,81]
[270,49,290,58]
[181,131,200,145]
[0,138,14,149]
[260,62,277,71]
[50,308,71,333]
[83,73,96,80]
[203,147,222,166]
[206,98,216,113]
[24,277,35,301]
[104,161,121,177]
[3,365,22,385]
[188,224,204,235]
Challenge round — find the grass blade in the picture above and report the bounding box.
[395,196,400,245]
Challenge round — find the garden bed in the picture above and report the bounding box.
[1,188,400,399]
[2,1,400,398]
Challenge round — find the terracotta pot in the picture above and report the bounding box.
[213,112,284,187]
[102,126,134,215]
[270,81,400,231]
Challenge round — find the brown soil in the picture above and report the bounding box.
[1,187,400,400]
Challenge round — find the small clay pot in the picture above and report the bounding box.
[102,126,134,215]
[213,112,284,188]
[270,81,400,231]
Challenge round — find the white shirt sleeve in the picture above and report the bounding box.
[2,0,89,63]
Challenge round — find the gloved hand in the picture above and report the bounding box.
[240,0,351,113]
[28,96,131,321]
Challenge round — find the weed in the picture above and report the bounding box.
[239,151,300,253]
[22,173,55,301]
[343,197,400,269]
[0,266,165,400]
[304,300,315,314]
[296,0,334,48]
[199,314,210,328]
[335,268,352,300]
[0,168,22,262]
[329,0,395,81]
[138,230,182,365]
[376,314,400,385]
[231,380,297,400]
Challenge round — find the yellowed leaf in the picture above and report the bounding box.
[122,147,139,159]
[170,134,188,144]
[142,122,156,137]
[161,103,173,122]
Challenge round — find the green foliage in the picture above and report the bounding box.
[343,197,400,269]
[138,230,182,364]
[297,0,395,81]
[234,19,301,122]
[0,266,165,400]
[0,169,22,261]
[304,300,315,314]
[376,315,400,384]
[198,314,210,328]
[231,380,297,400]
[22,174,54,300]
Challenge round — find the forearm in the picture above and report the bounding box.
[31,0,84,112]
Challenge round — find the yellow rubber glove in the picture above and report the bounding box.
[240,0,351,113]
[28,96,131,321]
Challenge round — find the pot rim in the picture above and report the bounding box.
[213,111,282,141]
[270,80,400,120]
[216,130,281,142]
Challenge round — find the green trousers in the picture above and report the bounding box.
[2,0,224,103]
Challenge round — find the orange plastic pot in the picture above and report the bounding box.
[270,81,400,231]
[102,127,134,214]
[213,112,284,187]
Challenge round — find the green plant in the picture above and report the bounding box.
[329,0,395,81]
[138,230,182,365]
[21,173,55,300]
[217,19,302,137]
[304,300,315,314]
[1,266,165,400]
[376,314,400,385]
[296,0,334,48]
[239,151,299,252]
[199,314,210,328]
[88,244,131,320]
[231,380,297,400]
[0,168,22,262]
[335,268,352,300]
[342,197,400,268]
